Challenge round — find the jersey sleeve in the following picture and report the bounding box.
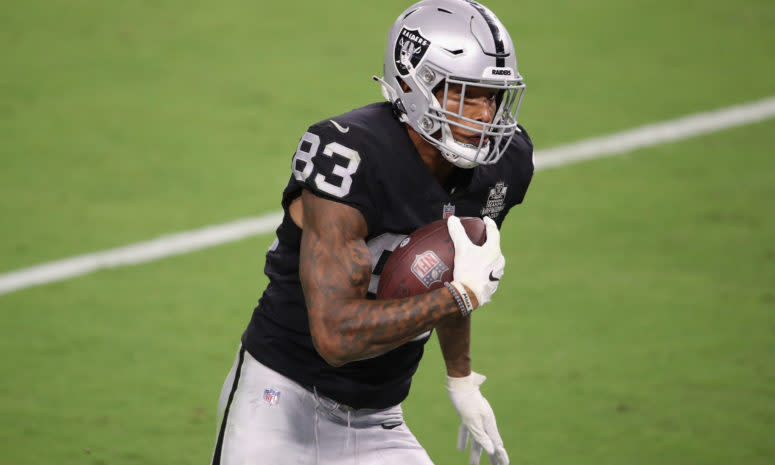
[287,122,380,233]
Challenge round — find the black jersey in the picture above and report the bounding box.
[242,102,533,409]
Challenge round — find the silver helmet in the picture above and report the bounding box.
[376,0,526,168]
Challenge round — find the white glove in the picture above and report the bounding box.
[447,216,505,307]
[447,372,509,465]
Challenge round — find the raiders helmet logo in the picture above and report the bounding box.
[395,27,430,76]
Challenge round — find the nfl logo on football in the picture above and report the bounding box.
[263,388,280,407]
[411,251,449,288]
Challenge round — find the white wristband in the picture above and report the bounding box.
[450,280,475,316]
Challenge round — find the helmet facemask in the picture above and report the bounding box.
[420,69,525,168]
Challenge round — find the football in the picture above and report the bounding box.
[376,217,487,299]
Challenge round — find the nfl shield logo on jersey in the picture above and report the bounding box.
[411,251,449,288]
[442,203,456,219]
[263,388,280,406]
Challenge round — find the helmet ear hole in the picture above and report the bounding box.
[397,76,413,93]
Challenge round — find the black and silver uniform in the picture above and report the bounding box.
[242,102,533,409]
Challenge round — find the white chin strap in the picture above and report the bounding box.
[438,122,489,169]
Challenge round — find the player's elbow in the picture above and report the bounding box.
[308,314,350,367]
[310,331,348,367]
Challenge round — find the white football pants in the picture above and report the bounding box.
[210,347,435,465]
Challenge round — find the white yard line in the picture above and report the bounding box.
[0,212,283,296]
[2,96,775,296]
[535,96,775,169]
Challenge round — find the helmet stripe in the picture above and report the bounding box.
[463,0,506,67]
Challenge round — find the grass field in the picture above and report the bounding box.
[1,1,774,464]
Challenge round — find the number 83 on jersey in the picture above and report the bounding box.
[291,132,361,199]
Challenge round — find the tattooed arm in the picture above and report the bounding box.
[298,189,465,367]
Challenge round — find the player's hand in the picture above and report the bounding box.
[447,372,509,465]
[447,216,505,307]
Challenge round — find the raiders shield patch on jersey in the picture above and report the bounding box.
[481,181,509,220]
[395,27,430,76]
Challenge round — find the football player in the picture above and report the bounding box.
[210,1,533,464]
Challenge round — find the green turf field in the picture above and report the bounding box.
[1,1,773,464]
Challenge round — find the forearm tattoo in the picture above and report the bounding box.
[300,191,461,365]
